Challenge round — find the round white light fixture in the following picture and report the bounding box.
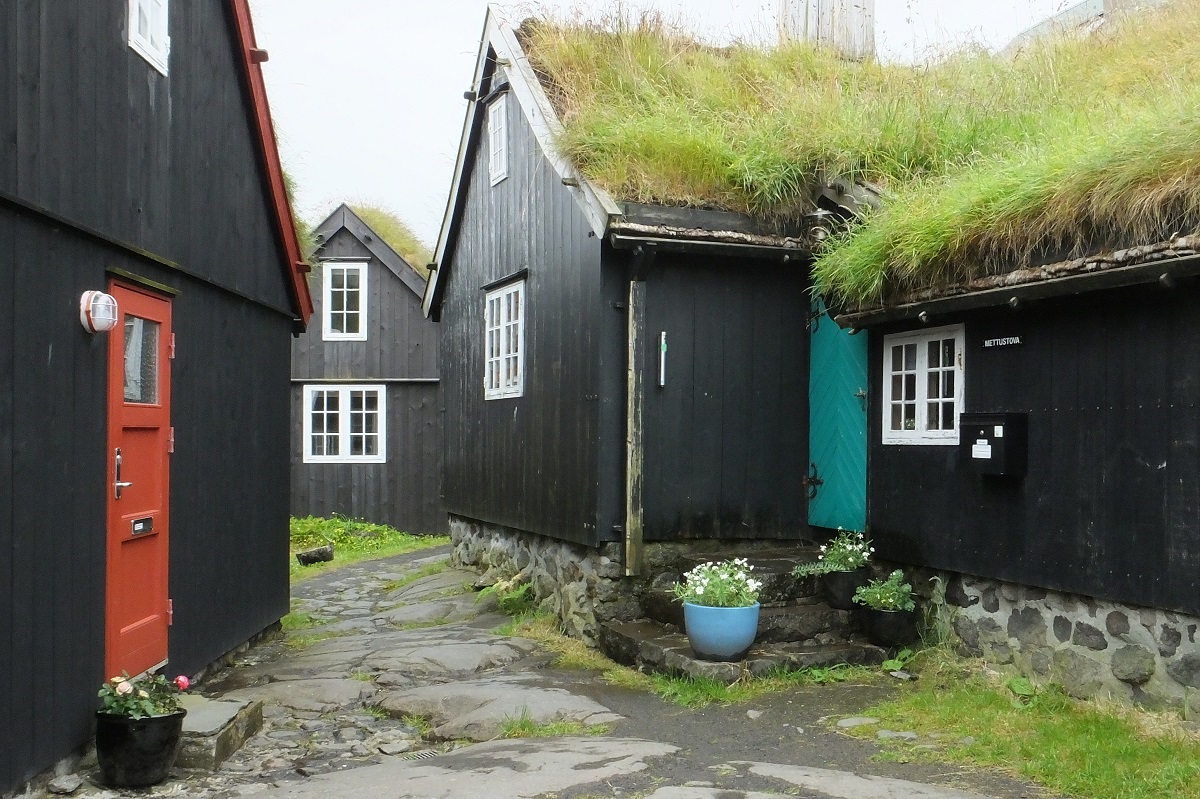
[80,290,119,333]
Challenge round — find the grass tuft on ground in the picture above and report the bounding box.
[498,710,612,739]
[521,0,1200,303]
[289,516,449,582]
[847,648,1200,799]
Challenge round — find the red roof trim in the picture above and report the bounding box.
[228,0,314,326]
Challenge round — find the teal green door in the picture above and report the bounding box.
[808,296,867,531]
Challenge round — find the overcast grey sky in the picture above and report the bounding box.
[247,1,1073,245]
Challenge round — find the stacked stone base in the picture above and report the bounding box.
[945,573,1200,710]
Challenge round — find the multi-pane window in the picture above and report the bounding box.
[484,280,525,399]
[128,0,169,75]
[881,325,964,444]
[303,385,386,463]
[488,96,508,186]
[323,262,367,341]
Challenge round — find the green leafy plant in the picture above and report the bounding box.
[98,672,189,719]
[672,558,761,608]
[882,647,916,672]
[853,569,916,612]
[794,528,874,577]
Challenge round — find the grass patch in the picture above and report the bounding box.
[498,710,612,739]
[349,671,375,683]
[522,1,1200,302]
[289,516,449,582]
[649,663,877,708]
[400,714,434,738]
[280,610,324,632]
[285,630,343,650]
[848,650,1200,799]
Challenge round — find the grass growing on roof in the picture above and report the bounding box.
[522,1,1200,301]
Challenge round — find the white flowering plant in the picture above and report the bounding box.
[853,569,916,612]
[793,527,874,577]
[98,672,189,719]
[672,558,762,607]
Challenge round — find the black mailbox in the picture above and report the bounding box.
[960,412,1028,477]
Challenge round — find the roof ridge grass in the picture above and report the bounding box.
[521,0,1200,304]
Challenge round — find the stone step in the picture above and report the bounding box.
[641,592,852,644]
[674,550,823,605]
[176,694,264,771]
[598,620,885,683]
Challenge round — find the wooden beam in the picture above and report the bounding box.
[624,244,656,577]
[835,254,1200,329]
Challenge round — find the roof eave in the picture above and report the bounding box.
[314,204,427,299]
[835,239,1200,329]
[228,0,313,327]
[423,5,620,319]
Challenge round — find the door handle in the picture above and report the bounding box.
[115,448,133,499]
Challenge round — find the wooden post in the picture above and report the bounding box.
[624,244,654,577]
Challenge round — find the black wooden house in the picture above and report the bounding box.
[423,8,866,574]
[291,204,443,533]
[0,1,312,791]
[837,239,1200,621]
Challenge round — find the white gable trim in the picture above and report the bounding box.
[423,5,621,318]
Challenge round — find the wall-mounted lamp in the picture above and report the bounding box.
[80,290,118,333]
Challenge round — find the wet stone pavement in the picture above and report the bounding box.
[53,546,1064,799]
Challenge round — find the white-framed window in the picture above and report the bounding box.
[881,324,965,445]
[488,96,508,186]
[322,262,368,341]
[484,280,525,399]
[128,0,170,75]
[302,385,386,463]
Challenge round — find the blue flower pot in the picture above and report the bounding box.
[682,602,761,662]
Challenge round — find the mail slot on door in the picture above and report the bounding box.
[960,412,1028,477]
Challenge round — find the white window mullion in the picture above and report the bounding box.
[322,262,368,341]
[882,324,964,445]
[484,280,525,399]
[302,385,386,463]
[488,96,508,185]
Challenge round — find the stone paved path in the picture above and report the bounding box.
[58,547,1064,799]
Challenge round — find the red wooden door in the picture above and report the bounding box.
[105,283,172,678]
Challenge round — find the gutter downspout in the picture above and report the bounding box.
[624,243,656,577]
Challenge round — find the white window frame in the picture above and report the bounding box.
[484,280,525,400]
[322,262,368,342]
[488,96,508,186]
[128,0,170,76]
[302,384,387,464]
[881,324,965,445]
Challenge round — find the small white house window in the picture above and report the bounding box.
[484,280,525,399]
[128,0,170,75]
[881,324,965,445]
[488,96,508,186]
[323,262,368,341]
[303,385,386,463]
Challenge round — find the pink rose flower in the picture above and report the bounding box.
[174,675,190,691]
[115,680,133,695]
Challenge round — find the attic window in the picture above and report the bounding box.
[128,0,170,75]
[488,95,508,186]
[323,262,368,341]
[881,324,964,445]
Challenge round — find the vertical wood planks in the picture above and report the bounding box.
[625,279,646,576]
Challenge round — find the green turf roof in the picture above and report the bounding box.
[520,1,1200,307]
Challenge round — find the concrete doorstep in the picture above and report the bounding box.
[176,695,264,771]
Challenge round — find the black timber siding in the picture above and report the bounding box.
[4,0,294,315]
[290,228,444,532]
[0,208,293,792]
[292,228,439,380]
[637,254,811,540]
[290,384,443,533]
[440,87,603,546]
[0,3,296,791]
[868,281,1200,616]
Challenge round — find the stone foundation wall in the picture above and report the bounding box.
[449,515,798,646]
[946,573,1200,709]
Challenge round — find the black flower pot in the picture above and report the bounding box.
[821,568,870,611]
[95,710,186,788]
[858,607,920,648]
